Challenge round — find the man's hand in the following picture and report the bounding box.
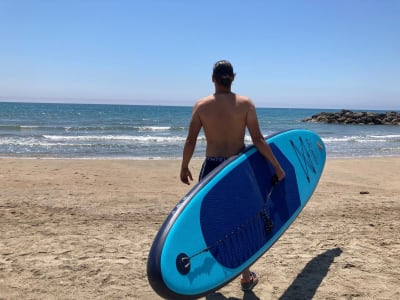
[275,166,286,182]
[180,167,193,185]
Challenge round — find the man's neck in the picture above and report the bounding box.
[214,85,232,94]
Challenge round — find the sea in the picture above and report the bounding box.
[0,101,399,159]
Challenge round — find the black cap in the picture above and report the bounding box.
[212,60,234,79]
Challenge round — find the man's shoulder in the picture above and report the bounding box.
[234,94,254,109]
[194,95,215,108]
[197,94,215,102]
[235,94,252,102]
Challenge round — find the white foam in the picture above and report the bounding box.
[137,126,171,131]
[43,134,187,143]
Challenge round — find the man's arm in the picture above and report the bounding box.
[180,103,202,185]
[246,101,285,180]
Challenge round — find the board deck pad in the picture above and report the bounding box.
[147,129,326,299]
[200,145,299,268]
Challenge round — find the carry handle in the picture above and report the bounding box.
[271,174,279,186]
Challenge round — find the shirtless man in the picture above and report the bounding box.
[180,60,285,291]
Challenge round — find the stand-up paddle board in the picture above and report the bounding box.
[147,129,326,299]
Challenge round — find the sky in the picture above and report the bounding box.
[0,0,399,110]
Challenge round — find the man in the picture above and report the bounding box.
[180,60,285,291]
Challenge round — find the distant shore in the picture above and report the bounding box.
[1,157,399,299]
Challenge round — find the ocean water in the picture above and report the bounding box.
[0,102,399,159]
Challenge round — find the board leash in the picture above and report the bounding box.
[261,174,279,232]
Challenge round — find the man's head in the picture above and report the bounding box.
[212,60,235,88]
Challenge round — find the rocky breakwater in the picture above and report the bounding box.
[303,110,400,125]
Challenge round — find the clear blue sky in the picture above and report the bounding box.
[1,0,399,109]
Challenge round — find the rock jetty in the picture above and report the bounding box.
[303,110,400,125]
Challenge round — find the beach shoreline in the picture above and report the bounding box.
[0,157,399,299]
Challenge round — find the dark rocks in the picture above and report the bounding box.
[303,109,400,125]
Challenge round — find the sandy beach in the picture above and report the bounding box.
[0,157,399,300]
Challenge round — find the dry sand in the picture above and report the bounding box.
[0,157,399,300]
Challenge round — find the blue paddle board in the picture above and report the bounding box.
[147,129,326,299]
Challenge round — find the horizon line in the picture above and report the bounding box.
[0,97,398,111]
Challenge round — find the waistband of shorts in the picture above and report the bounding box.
[204,156,228,163]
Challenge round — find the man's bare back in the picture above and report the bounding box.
[194,92,251,157]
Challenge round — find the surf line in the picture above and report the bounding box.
[176,176,279,275]
[290,136,316,183]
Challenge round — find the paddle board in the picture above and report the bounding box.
[147,129,326,299]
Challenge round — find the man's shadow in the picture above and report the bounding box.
[205,247,342,300]
[279,247,342,300]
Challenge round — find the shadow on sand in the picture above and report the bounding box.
[279,247,342,300]
[205,247,342,300]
